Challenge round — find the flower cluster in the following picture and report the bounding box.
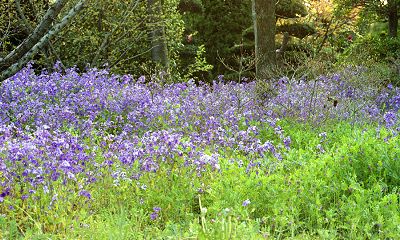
[0,64,283,204]
[0,64,399,205]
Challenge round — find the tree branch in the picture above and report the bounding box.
[91,0,141,67]
[15,0,66,69]
[0,0,87,82]
[0,0,68,70]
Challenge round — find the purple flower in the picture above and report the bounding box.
[51,172,60,181]
[150,212,159,220]
[7,64,396,205]
[137,75,146,83]
[79,190,91,199]
[153,206,161,213]
[384,111,397,128]
[242,199,251,207]
[283,136,291,149]
[150,207,161,220]
[0,188,11,198]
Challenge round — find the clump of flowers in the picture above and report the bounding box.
[0,63,399,208]
[384,111,397,128]
[0,64,284,206]
[150,207,161,220]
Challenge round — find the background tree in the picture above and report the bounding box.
[0,0,187,81]
[180,0,315,81]
[0,0,67,70]
[387,0,398,37]
[180,0,251,79]
[1,0,397,84]
[148,0,170,69]
[0,0,51,56]
[50,0,185,77]
[252,0,276,80]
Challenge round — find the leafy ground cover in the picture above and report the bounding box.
[0,64,399,239]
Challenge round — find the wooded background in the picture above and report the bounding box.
[0,0,399,83]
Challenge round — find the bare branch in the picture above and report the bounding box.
[0,0,68,70]
[0,0,87,82]
[91,0,142,67]
[15,0,65,69]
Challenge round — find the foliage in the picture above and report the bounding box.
[53,0,180,74]
[177,0,204,13]
[0,0,188,80]
[276,23,316,39]
[182,0,317,80]
[334,0,394,22]
[333,0,399,38]
[337,35,400,85]
[276,0,308,18]
[0,0,50,59]
[304,0,359,54]
[342,35,400,61]
[183,44,213,80]
[182,0,252,78]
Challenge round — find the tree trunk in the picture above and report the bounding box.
[252,0,276,80]
[388,0,398,38]
[0,0,87,82]
[147,0,169,69]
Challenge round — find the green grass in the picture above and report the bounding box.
[1,120,399,239]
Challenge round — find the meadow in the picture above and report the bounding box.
[0,64,399,239]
